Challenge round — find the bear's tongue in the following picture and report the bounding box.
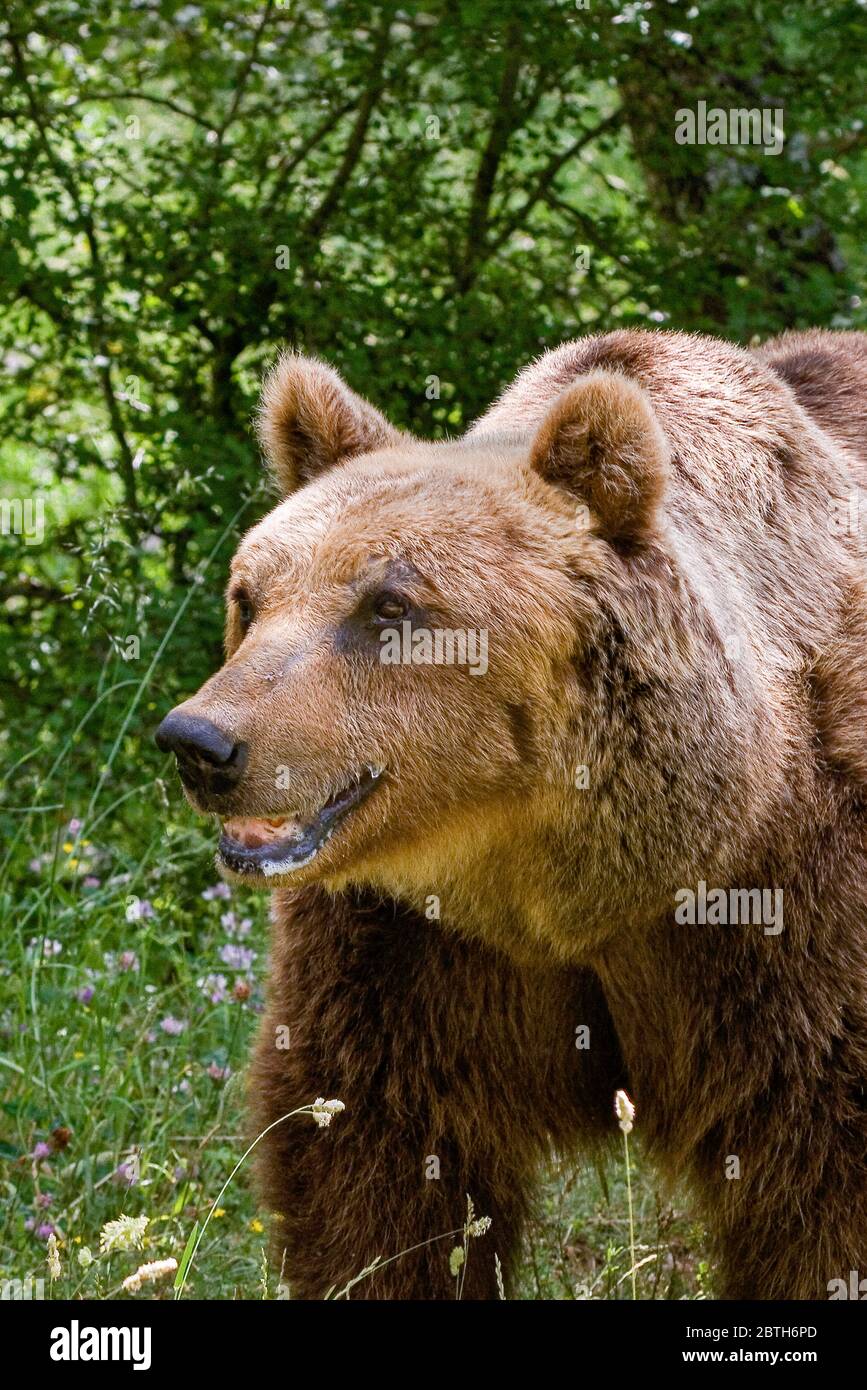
[217,768,385,877]
[222,816,295,850]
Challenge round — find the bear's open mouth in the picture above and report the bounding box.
[217,765,385,877]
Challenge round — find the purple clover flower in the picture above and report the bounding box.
[219,944,256,971]
[202,883,231,901]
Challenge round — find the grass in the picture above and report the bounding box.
[1,794,269,1299]
[0,614,711,1300]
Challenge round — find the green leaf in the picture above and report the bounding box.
[174,1221,199,1292]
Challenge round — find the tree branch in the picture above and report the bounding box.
[216,0,276,141]
[262,97,356,216]
[70,89,214,131]
[5,29,142,537]
[487,107,625,257]
[303,9,394,243]
[456,21,525,292]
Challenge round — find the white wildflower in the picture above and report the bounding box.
[311,1098,345,1129]
[99,1213,149,1255]
[47,1232,61,1280]
[615,1089,635,1134]
[122,1257,178,1293]
[467,1215,492,1238]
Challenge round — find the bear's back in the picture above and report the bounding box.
[754,329,867,476]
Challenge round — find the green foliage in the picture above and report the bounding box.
[2,0,866,739]
[0,0,864,1296]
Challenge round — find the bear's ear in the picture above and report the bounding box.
[256,352,403,493]
[530,370,669,545]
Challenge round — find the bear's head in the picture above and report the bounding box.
[156,349,780,959]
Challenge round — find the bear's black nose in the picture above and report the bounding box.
[155,711,247,797]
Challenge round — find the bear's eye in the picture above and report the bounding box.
[371,592,408,624]
[235,590,255,632]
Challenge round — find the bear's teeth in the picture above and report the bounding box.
[366,764,385,779]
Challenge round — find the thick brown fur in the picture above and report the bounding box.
[250,889,625,1298]
[163,328,867,1299]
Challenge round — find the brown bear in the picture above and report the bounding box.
[156,327,867,1300]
